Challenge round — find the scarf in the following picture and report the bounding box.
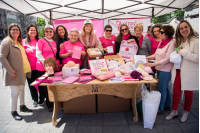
[122,34,130,40]
[138,35,144,48]
[158,37,173,49]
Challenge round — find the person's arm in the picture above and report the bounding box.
[97,39,107,55]
[178,39,199,63]
[59,46,73,59]
[146,55,155,60]
[0,38,15,74]
[36,40,45,64]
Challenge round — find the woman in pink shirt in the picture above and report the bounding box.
[23,24,42,107]
[145,25,175,115]
[98,25,116,56]
[36,25,57,112]
[60,29,86,66]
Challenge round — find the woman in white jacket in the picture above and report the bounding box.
[165,20,199,122]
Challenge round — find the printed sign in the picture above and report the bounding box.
[134,55,146,70]
[88,59,108,74]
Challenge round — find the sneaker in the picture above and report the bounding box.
[38,100,44,106]
[33,101,38,107]
[180,110,189,123]
[20,105,32,112]
[157,110,164,115]
[11,111,22,120]
[165,110,178,120]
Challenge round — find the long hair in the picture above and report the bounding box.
[55,25,69,40]
[7,23,22,45]
[81,23,95,36]
[115,24,131,43]
[150,23,163,38]
[26,24,39,45]
[175,20,197,48]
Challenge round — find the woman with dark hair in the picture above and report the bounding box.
[145,25,175,115]
[98,25,116,55]
[165,20,199,122]
[23,24,42,107]
[115,24,139,54]
[145,25,153,38]
[0,23,32,120]
[54,25,69,64]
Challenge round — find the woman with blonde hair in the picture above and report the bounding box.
[0,23,32,120]
[134,23,152,56]
[165,20,199,122]
[79,19,98,68]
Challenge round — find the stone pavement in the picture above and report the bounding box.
[0,74,199,133]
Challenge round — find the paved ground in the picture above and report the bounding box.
[0,72,198,133]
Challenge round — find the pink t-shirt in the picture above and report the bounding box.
[36,38,57,71]
[59,41,85,66]
[149,37,161,55]
[99,35,116,55]
[145,34,149,37]
[22,39,37,70]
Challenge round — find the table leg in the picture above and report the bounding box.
[48,86,60,126]
[132,84,139,122]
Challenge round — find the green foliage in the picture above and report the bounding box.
[36,18,53,38]
[152,9,185,24]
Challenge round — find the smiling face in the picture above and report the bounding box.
[57,26,65,38]
[121,26,129,35]
[28,27,37,39]
[135,28,143,38]
[44,28,54,39]
[84,23,92,34]
[69,31,78,44]
[160,29,168,40]
[104,28,112,38]
[10,26,20,40]
[153,27,160,38]
[179,22,190,39]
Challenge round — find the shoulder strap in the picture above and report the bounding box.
[44,38,56,59]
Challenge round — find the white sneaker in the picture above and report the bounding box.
[165,110,178,120]
[180,110,189,123]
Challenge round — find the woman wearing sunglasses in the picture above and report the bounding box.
[165,20,199,122]
[36,25,57,112]
[98,25,116,55]
[145,25,175,115]
[145,25,153,38]
[134,23,152,56]
[115,24,139,54]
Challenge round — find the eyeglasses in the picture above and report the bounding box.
[148,28,151,31]
[45,30,53,33]
[105,30,112,32]
[135,30,142,33]
[121,28,128,32]
[11,29,19,32]
[160,31,165,34]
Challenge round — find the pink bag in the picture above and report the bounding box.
[93,71,115,81]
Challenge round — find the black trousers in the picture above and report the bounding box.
[37,71,53,109]
[27,70,45,102]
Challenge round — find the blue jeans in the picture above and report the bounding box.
[157,70,171,111]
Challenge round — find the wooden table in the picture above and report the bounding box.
[36,79,158,126]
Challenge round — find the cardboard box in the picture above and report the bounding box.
[97,94,130,113]
[104,54,125,64]
[62,65,79,78]
[63,95,96,114]
[87,48,102,58]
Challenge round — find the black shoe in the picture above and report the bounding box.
[33,101,38,107]
[20,105,32,112]
[38,100,44,106]
[164,106,171,111]
[157,110,164,115]
[11,111,22,120]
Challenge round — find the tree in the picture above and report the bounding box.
[36,18,52,38]
[152,9,185,24]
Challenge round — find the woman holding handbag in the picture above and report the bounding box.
[36,24,58,112]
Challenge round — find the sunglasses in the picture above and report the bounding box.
[160,31,165,34]
[105,30,112,32]
[45,31,53,33]
[121,28,128,32]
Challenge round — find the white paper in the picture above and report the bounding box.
[90,49,101,54]
[134,55,146,70]
[107,46,114,54]
[88,59,108,74]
